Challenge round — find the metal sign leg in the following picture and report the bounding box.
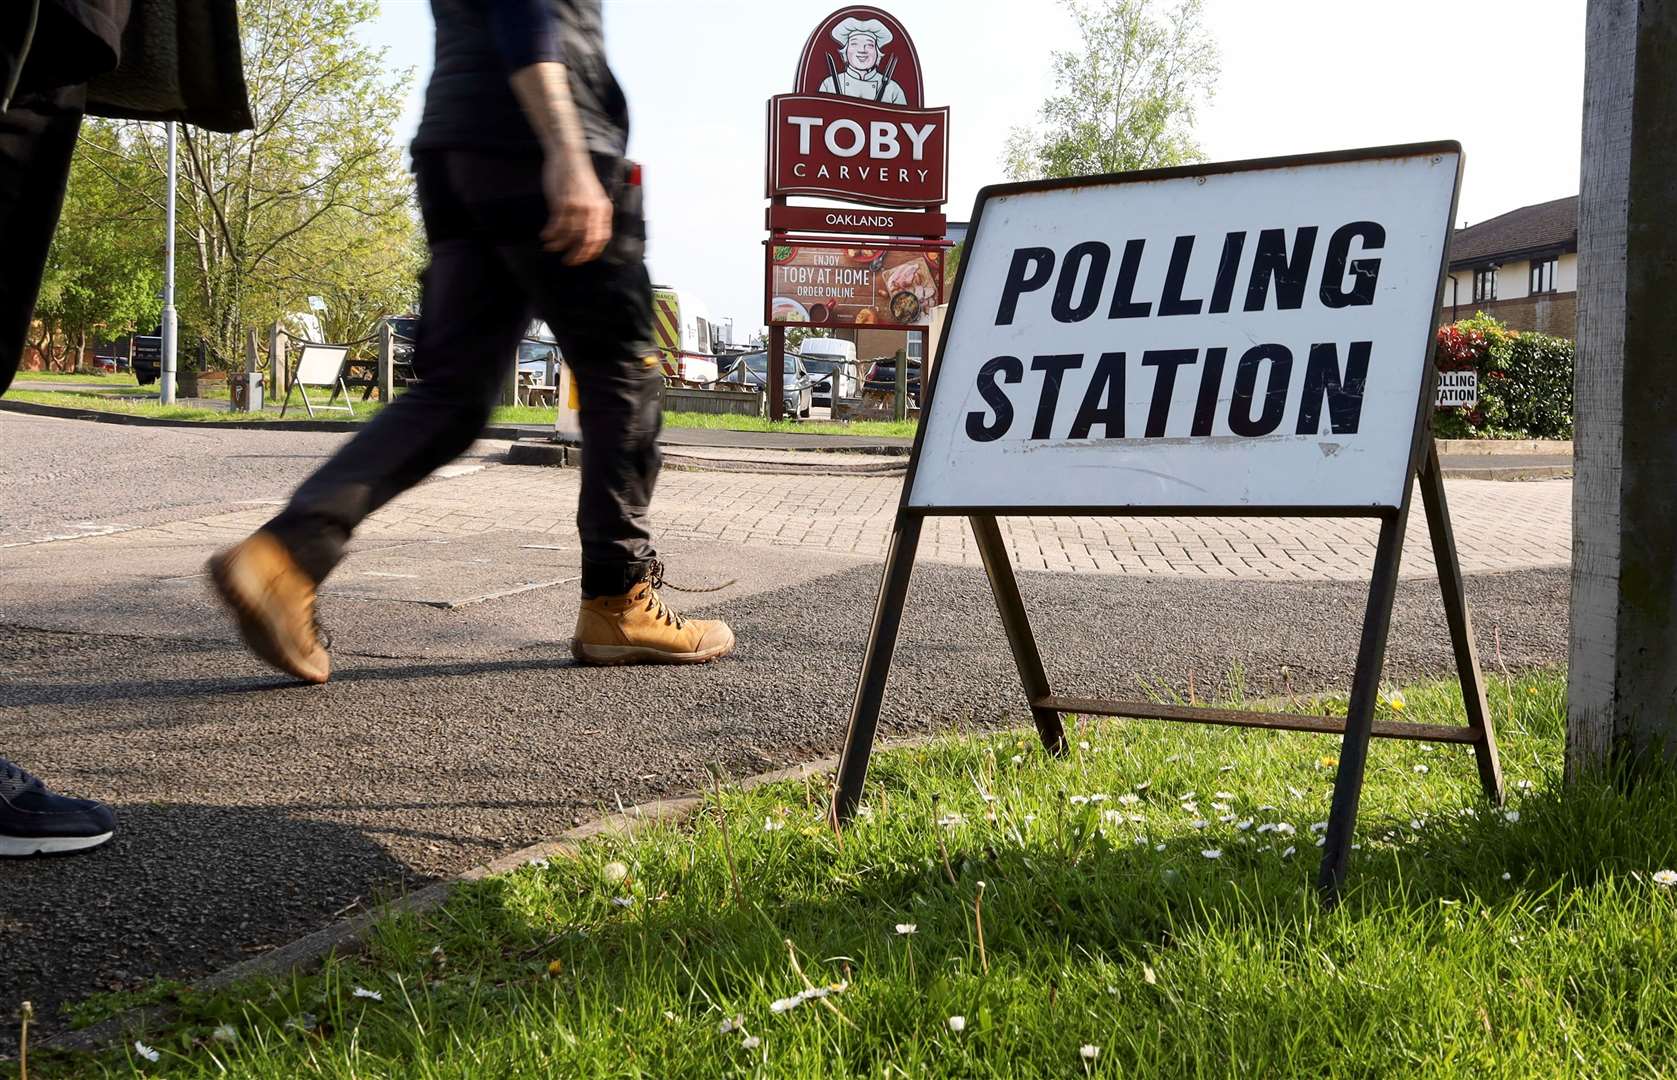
[1419,443,1505,804]
[969,514,1068,754]
[831,513,925,827]
[1317,507,1411,900]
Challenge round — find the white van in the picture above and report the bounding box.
[796,337,859,405]
[650,286,720,385]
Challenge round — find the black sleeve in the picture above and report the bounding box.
[486,0,562,72]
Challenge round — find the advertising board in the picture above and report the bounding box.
[767,241,943,329]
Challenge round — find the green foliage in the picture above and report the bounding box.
[31,122,164,370]
[1005,0,1219,180]
[74,0,420,369]
[1434,312,1574,439]
[784,327,830,352]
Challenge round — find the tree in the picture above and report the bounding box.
[83,0,418,368]
[1005,0,1219,181]
[31,121,164,371]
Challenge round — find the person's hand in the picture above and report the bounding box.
[540,153,612,265]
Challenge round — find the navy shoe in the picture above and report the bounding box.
[0,759,116,856]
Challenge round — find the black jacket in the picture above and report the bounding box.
[3,0,251,132]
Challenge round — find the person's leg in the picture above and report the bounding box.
[481,155,733,664]
[209,152,530,682]
[0,86,84,395]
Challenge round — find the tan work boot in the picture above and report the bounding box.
[571,565,735,666]
[207,530,332,684]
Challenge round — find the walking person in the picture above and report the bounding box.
[208,0,735,681]
[1,0,251,854]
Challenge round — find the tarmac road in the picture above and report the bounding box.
[0,411,1571,1044]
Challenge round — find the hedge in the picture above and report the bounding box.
[1433,312,1574,440]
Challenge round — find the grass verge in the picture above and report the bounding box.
[11,371,141,387]
[31,670,1677,1077]
[2,391,915,440]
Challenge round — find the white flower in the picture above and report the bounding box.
[1315,836,1327,847]
[1257,804,1278,813]
[741,1035,762,1050]
[353,986,383,1001]
[947,1015,967,1033]
[1078,741,1090,751]
[134,1042,160,1063]
[1410,819,1423,830]
[1310,821,1329,833]
[1287,786,1307,799]
[1134,781,1152,791]
[1081,1044,1101,1060]
[1024,813,1037,824]
[1413,764,1430,775]
[1220,764,1236,773]
[1212,802,1232,813]
[1502,872,1513,881]
[1102,810,1123,824]
[1069,795,1090,806]
[212,1024,237,1043]
[981,793,998,804]
[1517,779,1535,791]
[1237,820,1254,831]
[1215,791,1236,801]
[1505,810,1521,823]
[1154,843,1166,852]
[937,812,964,828]
[1191,819,1209,829]
[770,996,802,1013]
[895,923,918,935]
[1218,814,1236,823]
[1089,794,1108,804]
[1179,791,1196,801]
[1134,835,1148,846]
[1011,754,1024,765]
[1201,849,1222,860]
[719,1015,745,1034]
[1117,793,1141,806]
[1281,845,1296,858]
[527,857,550,869]
[612,896,635,907]
[602,861,629,884]
[763,817,785,832]
[1653,869,1677,887]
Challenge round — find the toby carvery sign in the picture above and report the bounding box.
[909,147,1460,512]
[767,7,949,208]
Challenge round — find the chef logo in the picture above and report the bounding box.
[818,16,907,105]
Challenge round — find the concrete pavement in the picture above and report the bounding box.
[0,411,1571,1042]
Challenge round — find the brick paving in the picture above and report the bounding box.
[63,465,1571,583]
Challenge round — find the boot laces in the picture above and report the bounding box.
[0,759,44,795]
[642,562,687,629]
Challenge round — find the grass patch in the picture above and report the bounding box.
[33,670,1677,1077]
[3,389,914,440]
[662,411,916,440]
[11,370,141,387]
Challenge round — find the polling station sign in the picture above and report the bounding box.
[908,146,1461,512]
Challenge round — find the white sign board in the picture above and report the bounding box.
[294,344,349,387]
[909,148,1459,511]
[1435,370,1478,408]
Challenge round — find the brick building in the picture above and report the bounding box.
[1440,195,1577,338]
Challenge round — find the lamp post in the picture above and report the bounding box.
[160,120,178,405]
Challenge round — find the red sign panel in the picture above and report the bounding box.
[792,6,925,107]
[766,241,944,330]
[767,205,947,238]
[767,95,948,207]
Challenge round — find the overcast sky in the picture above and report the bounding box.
[361,0,1585,334]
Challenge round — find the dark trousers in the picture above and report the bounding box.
[266,150,663,598]
[0,87,84,395]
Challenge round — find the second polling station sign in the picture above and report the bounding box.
[909,145,1461,512]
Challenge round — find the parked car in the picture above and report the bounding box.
[862,357,922,402]
[132,334,162,385]
[720,350,813,419]
[796,337,859,406]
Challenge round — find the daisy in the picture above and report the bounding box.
[602,861,630,884]
[763,818,786,832]
[1201,849,1222,859]
[1117,793,1141,807]
[947,1015,967,1033]
[1191,819,1209,829]
[741,1035,762,1050]
[1653,870,1677,887]
[1413,764,1430,775]
[1501,872,1512,881]
[1281,846,1296,858]
[895,923,918,935]
[612,896,635,907]
[352,986,383,1002]
[1069,795,1090,807]
[212,1024,237,1043]
[770,996,802,1013]
[1011,754,1024,765]
[1310,821,1329,833]
[719,1015,745,1034]
[1236,820,1254,831]
[1081,1044,1101,1060]
[1505,810,1521,823]
[134,1042,160,1063]
[1214,791,1236,801]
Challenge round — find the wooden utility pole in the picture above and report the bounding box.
[1568,0,1677,778]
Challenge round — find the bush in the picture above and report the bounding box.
[1433,312,1573,439]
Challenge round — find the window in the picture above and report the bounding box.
[906,332,925,362]
[1530,257,1558,294]
[695,317,711,354]
[1473,267,1497,303]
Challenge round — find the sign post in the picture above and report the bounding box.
[828,143,1504,899]
[764,6,951,419]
